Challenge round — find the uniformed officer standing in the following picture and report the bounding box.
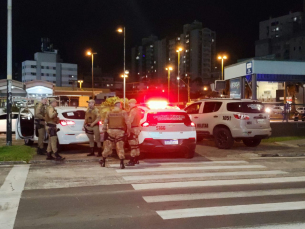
[82,99,102,157]
[45,98,64,160]
[126,99,142,166]
[35,97,47,155]
[99,100,131,169]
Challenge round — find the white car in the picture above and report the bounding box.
[185,99,272,149]
[265,106,283,114]
[296,107,305,114]
[16,107,96,147]
[139,107,196,158]
[0,112,18,133]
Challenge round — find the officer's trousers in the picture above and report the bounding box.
[85,125,101,148]
[102,129,125,159]
[128,127,140,157]
[38,127,45,149]
[46,126,58,153]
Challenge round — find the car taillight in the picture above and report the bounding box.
[184,121,195,127]
[60,120,75,126]
[142,122,149,127]
[233,114,250,120]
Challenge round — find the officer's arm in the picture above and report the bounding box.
[102,112,109,132]
[92,109,101,126]
[129,109,135,124]
[35,104,44,119]
[48,107,57,119]
[124,111,132,132]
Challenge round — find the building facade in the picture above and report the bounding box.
[22,50,77,87]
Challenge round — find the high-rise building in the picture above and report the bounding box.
[22,40,77,87]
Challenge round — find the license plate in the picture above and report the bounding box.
[164,140,178,145]
[257,119,265,124]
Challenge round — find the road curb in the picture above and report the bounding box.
[274,142,299,148]
[260,153,305,157]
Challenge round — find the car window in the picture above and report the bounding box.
[62,110,86,119]
[0,114,6,120]
[202,102,222,113]
[227,102,264,113]
[147,112,191,124]
[185,103,201,114]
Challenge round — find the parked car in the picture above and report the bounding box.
[265,106,283,114]
[0,112,19,133]
[185,99,272,149]
[15,107,92,147]
[296,107,305,114]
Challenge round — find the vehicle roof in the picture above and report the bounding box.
[196,98,259,102]
[147,108,185,113]
[56,107,87,111]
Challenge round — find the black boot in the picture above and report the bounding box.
[125,157,135,166]
[37,148,45,155]
[120,159,125,169]
[96,148,102,157]
[99,157,106,167]
[46,152,55,160]
[87,147,95,156]
[55,152,65,160]
[134,156,140,165]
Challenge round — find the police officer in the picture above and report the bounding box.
[45,98,64,160]
[83,99,102,156]
[99,100,131,169]
[126,99,142,166]
[35,97,47,155]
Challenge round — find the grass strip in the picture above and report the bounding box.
[0,145,35,163]
[262,136,305,143]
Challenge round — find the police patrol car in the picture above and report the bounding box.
[138,101,196,158]
[184,99,272,149]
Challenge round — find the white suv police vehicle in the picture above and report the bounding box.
[184,99,271,149]
[139,103,196,158]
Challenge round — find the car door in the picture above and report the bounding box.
[201,102,223,135]
[15,108,35,140]
[184,102,203,131]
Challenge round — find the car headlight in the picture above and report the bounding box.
[265,108,271,113]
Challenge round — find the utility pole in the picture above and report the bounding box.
[6,0,12,146]
[187,76,190,103]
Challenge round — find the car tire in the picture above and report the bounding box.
[185,150,195,159]
[24,139,34,146]
[242,139,261,147]
[214,127,234,149]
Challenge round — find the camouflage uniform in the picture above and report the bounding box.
[45,102,63,160]
[100,105,131,169]
[84,106,102,156]
[128,106,142,158]
[35,102,47,154]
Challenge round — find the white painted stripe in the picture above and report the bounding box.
[132,176,305,190]
[157,201,305,219]
[124,170,287,181]
[116,165,266,173]
[0,165,30,229]
[143,188,305,203]
[109,160,248,167]
[206,222,305,229]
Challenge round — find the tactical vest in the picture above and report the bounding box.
[130,107,141,127]
[35,102,46,119]
[85,108,98,124]
[45,106,58,124]
[108,110,125,129]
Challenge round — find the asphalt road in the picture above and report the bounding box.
[2,156,305,229]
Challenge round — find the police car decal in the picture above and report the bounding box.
[223,116,231,121]
[197,123,208,128]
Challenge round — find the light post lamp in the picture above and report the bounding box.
[78,80,83,89]
[117,27,126,103]
[87,51,97,98]
[121,70,129,108]
[218,55,227,80]
[165,67,173,102]
[176,47,183,105]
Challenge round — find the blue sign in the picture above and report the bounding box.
[246,61,252,75]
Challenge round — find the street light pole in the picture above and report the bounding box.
[6,0,12,146]
[218,55,227,81]
[176,47,183,106]
[165,67,172,102]
[117,27,126,108]
[86,51,97,98]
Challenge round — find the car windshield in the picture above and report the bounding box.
[62,110,85,119]
[147,112,191,124]
[227,102,265,113]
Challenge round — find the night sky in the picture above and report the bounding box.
[0,0,303,79]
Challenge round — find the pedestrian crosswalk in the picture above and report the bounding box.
[115,159,305,228]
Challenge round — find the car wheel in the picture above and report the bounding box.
[24,139,34,146]
[214,127,234,149]
[185,150,195,159]
[242,139,261,147]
